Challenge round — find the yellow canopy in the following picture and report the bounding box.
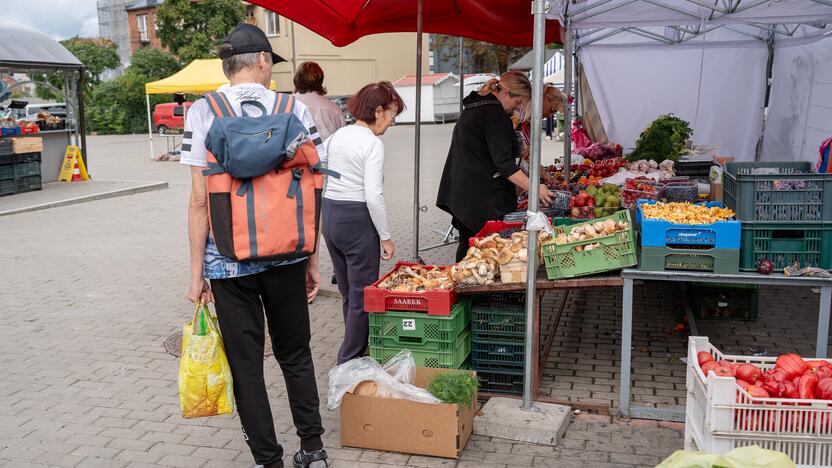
[144,58,276,94]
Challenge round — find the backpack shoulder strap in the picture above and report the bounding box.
[203,92,236,118]
[272,92,295,115]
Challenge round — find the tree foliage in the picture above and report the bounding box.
[87,47,182,135]
[36,37,121,100]
[431,35,530,75]
[156,0,245,63]
[128,46,182,80]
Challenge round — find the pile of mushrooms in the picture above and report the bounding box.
[552,219,629,252]
[452,231,552,286]
[378,265,454,292]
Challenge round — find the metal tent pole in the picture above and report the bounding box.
[412,0,424,262]
[77,71,88,168]
[563,20,573,180]
[291,21,298,74]
[523,0,548,411]
[459,36,464,115]
[146,94,154,159]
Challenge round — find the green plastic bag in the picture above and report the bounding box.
[657,446,795,468]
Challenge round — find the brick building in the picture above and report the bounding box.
[125,0,164,54]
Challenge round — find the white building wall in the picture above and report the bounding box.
[395,85,435,123]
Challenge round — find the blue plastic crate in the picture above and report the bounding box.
[0,127,21,137]
[636,199,740,249]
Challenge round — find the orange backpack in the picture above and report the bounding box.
[202,91,332,262]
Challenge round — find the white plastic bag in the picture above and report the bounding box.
[525,210,553,235]
[326,349,441,410]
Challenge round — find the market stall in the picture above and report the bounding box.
[143,59,277,160]
[0,21,86,188]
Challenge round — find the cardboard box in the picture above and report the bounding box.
[340,367,477,459]
[711,182,724,202]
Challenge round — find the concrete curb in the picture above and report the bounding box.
[0,181,169,217]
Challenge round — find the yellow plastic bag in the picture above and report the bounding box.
[178,302,234,418]
[657,445,796,468]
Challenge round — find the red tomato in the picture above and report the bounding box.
[715,366,734,378]
[736,379,750,392]
[717,360,736,370]
[735,363,761,384]
[819,367,832,381]
[697,351,714,367]
[776,354,808,380]
[701,361,721,376]
[806,360,831,370]
[747,385,771,399]
[798,374,819,399]
[765,368,788,382]
[817,378,832,400]
[760,376,784,397]
[782,381,799,399]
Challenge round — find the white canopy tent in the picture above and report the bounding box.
[546,0,832,168]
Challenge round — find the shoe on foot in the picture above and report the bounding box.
[293,449,328,468]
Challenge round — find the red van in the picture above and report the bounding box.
[153,102,193,133]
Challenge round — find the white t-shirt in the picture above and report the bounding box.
[323,125,390,241]
[180,82,326,167]
[295,92,345,143]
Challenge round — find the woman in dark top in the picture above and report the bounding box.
[437,71,554,261]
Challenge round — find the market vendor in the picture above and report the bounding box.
[437,71,555,262]
[517,84,567,174]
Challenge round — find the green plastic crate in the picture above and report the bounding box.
[472,293,526,341]
[369,297,471,352]
[542,210,637,280]
[688,283,758,321]
[739,222,832,271]
[370,329,471,369]
[476,369,523,395]
[641,246,739,274]
[724,162,832,222]
[0,178,15,196]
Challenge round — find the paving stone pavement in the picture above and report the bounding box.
[1,127,693,468]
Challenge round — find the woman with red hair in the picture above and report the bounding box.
[321,81,404,364]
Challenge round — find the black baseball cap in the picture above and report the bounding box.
[220,23,286,64]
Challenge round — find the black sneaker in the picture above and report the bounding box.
[293,449,328,468]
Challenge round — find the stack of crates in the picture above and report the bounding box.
[724,162,832,271]
[368,297,471,369]
[0,138,42,196]
[470,293,526,395]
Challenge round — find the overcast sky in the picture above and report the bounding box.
[3,0,100,40]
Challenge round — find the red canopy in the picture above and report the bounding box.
[248,0,561,47]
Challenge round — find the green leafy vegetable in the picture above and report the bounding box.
[628,114,693,163]
[427,372,478,408]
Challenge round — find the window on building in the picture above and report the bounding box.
[265,11,280,36]
[173,106,184,117]
[137,14,148,42]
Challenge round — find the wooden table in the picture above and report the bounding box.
[456,270,622,411]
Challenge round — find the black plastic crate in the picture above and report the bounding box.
[0,139,12,157]
[16,175,41,193]
[476,369,523,395]
[0,164,14,181]
[14,161,40,178]
[688,283,759,321]
[472,293,527,341]
[0,178,15,196]
[14,152,41,163]
[472,339,525,368]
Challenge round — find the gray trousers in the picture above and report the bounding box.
[321,198,380,364]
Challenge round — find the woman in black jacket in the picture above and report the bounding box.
[437,71,554,261]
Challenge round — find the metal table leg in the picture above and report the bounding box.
[817,286,831,359]
[619,278,634,418]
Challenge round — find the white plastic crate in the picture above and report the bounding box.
[686,336,832,467]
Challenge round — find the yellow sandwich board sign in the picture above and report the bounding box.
[58,145,89,182]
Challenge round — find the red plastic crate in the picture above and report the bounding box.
[363,261,456,315]
[468,221,524,247]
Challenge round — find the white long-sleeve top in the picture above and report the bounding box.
[323,125,391,241]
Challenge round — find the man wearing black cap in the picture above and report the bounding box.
[181,23,328,468]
